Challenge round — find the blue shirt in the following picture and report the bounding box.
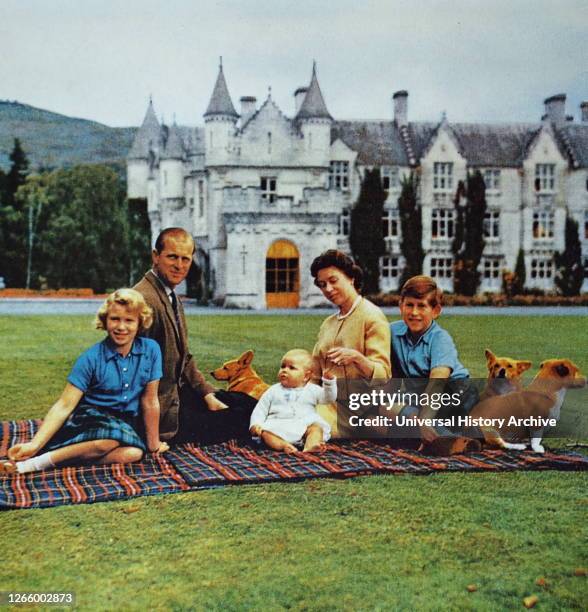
[390,320,469,390]
[67,337,163,416]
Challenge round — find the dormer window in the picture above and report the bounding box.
[329,161,349,190]
[535,164,555,192]
[433,162,453,191]
[483,169,501,192]
[381,166,399,190]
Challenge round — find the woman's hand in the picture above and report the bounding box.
[8,442,39,462]
[326,347,362,367]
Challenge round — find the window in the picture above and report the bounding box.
[382,209,400,240]
[329,161,349,190]
[381,166,399,190]
[532,211,554,240]
[198,180,204,217]
[430,257,453,279]
[483,169,501,191]
[339,208,350,236]
[261,177,277,203]
[379,256,400,279]
[530,258,554,279]
[433,162,453,191]
[483,210,500,240]
[535,164,555,192]
[482,258,502,280]
[266,257,299,292]
[431,209,455,240]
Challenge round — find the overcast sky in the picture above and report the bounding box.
[1,0,587,128]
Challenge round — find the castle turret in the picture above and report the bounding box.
[159,123,185,199]
[294,62,332,166]
[128,98,160,199]
[204,59,239,165]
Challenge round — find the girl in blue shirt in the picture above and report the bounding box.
[2,289,167,474]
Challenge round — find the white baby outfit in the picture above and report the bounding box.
[250,377,337,444]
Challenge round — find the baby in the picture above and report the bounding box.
[249,349,336,453]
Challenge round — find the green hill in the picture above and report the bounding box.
[0,100,136,171]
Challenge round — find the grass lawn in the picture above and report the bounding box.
[1,313,587,610]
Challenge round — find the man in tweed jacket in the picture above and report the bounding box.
[134,227,255,444]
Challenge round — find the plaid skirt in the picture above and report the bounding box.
[43,403,146,453]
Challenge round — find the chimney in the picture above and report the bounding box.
[393,90,408,127]
[240,96,256,126]
[294,87,308,114]
[581,101,588,123]
[543,94,566,126]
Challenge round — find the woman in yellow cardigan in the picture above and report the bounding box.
[310,250,391,437]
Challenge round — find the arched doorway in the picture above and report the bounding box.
[265,240,300,308]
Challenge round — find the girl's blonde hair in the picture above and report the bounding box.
[95,288,153,332]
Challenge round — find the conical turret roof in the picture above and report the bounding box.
[204,61,239,119]
[128,99,160,159]
[160,123,185,160]
[295,63,332,121]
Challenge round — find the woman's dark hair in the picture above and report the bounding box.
[310,250,363,291]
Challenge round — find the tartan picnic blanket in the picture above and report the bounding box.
[2,419,587,510]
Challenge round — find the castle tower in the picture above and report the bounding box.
[127,98,160,199]
[294,62,332,167]
[159,122,185,200]
[204,59,239,165]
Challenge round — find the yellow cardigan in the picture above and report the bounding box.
[312,298,391,438]
[312,297,391,383]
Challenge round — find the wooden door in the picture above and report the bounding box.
[265,240,300,308]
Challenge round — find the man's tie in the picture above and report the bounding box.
[170,290,182,332]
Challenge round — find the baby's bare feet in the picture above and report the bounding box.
[283,443,298,454]
[303,442,326,453]
[0,460,17,475]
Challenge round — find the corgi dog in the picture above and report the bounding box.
[211,350,270,400]
[469,359,586,453]
[479,349,532,401]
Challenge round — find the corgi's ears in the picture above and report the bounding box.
[516,361,532,374]
[238,350,254,366]
[484,349,496,365]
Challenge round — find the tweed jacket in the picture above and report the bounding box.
[134,271,215,440]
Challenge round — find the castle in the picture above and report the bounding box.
[127,62,588,307]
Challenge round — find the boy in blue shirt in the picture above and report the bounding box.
[391,275,479,444]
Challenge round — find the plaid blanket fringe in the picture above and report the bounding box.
[1,419,587,510]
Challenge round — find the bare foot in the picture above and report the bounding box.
[0,460,17,475]
[303,442,326,453]
[283,443,299,454]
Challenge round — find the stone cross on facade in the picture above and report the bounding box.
[240,244,248,274]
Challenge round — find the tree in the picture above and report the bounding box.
[37,165,130,292]
[6,139,29,205]
[452,170,487,295]
[398,172,423,285]
[349,168,387,294]
[554,215,584,296]
[0,139,30,286]
[127,198,152,285]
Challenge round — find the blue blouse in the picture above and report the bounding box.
[67,336,163,416]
